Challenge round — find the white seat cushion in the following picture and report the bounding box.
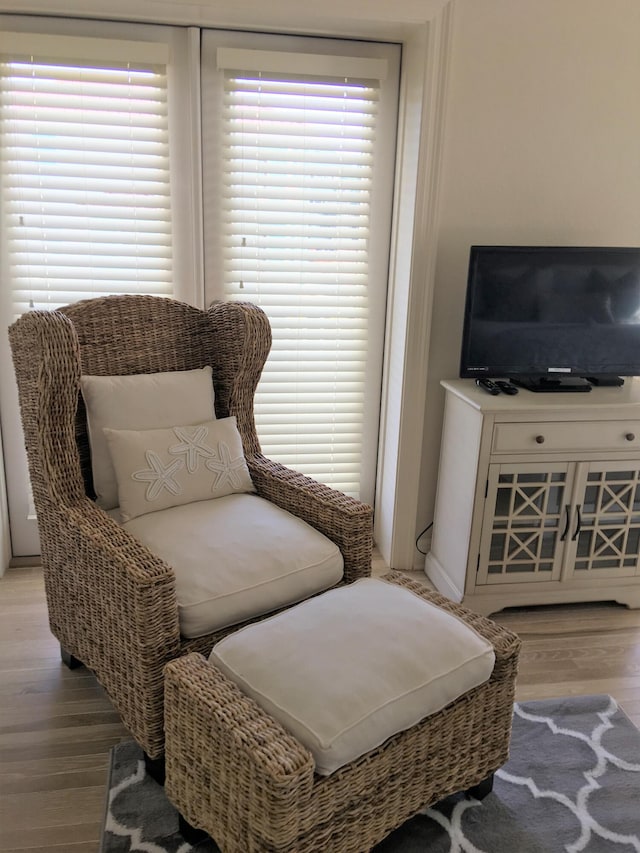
[123,493,344,637]
[209,577,496,776]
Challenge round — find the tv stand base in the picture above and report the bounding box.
[512,376,592,393]
[586,375,624,387]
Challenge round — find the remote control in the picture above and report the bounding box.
[495,380,519,395]
[475,378,500,395]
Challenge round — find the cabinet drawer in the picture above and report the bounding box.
[492,421,640,453]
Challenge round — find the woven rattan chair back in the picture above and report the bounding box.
[57,295,269,498]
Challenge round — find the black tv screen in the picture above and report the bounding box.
[459,245,640,391]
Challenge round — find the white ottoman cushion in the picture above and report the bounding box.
[123,493,344,637]
[209,577,496,775]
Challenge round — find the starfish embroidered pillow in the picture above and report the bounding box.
[103,417,255,522]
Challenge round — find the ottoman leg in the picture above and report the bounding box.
[467,772,494,800]
[143,752,166,786]
[179,813,211,845]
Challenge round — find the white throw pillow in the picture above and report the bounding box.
[104,417,255,522]
[209,577,496,775]
[80,367,215,510]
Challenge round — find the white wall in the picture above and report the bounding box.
[417,0,640,542]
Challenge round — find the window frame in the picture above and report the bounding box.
[0,15,203,557]
[201,30,401,503]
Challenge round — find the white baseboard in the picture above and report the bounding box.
[424,552,464,602]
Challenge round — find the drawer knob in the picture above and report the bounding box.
[626,432,636,442]
[535,434,545,444]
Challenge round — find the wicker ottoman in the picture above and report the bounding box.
[163,572,521,853]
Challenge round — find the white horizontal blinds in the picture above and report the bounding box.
[0,34,173,317]
[219,51,385,496]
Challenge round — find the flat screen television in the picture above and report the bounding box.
[459,245,640,392]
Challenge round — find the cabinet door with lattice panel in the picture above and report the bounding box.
[477,462,575,586]
[564,461,640,581]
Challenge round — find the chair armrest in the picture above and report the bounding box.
[164,653,315,848]
[248,454,373,583]
[49,498,181,757]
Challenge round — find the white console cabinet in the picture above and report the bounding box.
[425,379,640,615]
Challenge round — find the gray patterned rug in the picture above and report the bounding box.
[101,694,640,852]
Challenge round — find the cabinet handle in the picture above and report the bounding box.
[571,504,582,541]
[626,433,636,442]
[535,434,545,444]
[560,504,570,541]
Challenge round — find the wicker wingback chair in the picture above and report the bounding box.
[8,294,373,761]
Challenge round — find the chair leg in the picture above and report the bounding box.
[143,752,166,786]
[178,813,211,845]
[60,645,83,669]
[466,772,494,800]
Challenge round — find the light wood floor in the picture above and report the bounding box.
[2,563,640,852]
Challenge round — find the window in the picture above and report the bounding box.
[202,34,399,502]
[0,20,400,556]
[0,21,198,556]
[0,33,174,316]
